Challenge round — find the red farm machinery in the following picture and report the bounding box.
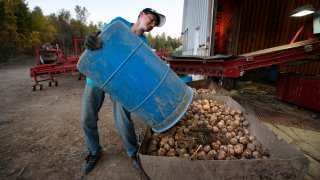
[29,39,84,91]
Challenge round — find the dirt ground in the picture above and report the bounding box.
[0,56,146,179]
[1,56,319,179]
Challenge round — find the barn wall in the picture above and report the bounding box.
[212,0,320,55]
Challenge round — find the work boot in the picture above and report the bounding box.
[82,152,102,174]
[131,154,142,173]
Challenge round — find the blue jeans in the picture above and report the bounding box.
[80,84,139,157]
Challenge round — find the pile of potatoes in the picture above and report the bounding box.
[193,88,216,95]
[147,99,270,160]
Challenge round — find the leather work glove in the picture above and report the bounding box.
[85,30,102,51]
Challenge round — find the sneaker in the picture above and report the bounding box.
[82,152,102,174]
[131,154,142,173]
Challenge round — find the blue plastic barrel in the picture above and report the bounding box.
[180,76,192,83]
[77,21,193,133]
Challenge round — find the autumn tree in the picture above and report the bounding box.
[0,0,28,61]
[29,6,56,50]
[71,6,91,41]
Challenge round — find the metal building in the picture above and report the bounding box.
[181,0,320,56]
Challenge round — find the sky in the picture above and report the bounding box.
[26,0,184,38]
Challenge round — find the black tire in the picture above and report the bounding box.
[49,82,52,87]
[55,81,58,86]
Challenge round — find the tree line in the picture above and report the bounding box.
[0,0,181,62]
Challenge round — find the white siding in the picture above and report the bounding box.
[181,0,213,56]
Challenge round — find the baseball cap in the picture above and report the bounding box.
[142,8,166,27]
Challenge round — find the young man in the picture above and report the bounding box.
[80,8,166,174]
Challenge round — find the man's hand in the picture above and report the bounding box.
[85,31,102,51]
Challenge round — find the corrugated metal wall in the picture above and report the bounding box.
[283,60,320,76]
[213,0,320,55]
[181,0,213,55]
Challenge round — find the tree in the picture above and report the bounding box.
[145,32,181,51]
[153,34,160,50]
[96,21,105,29]
[75,5,89,24]
[49,9,73,54]
[0,0,20,60]
[70,19,86,39]
[15,0,31,35]
[146,32,154,48]
[30,6,57,47]
[72,6,93,40]
[167,36,173,50]
[159,32,167,50]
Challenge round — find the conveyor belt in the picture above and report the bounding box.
[165,38,320,77]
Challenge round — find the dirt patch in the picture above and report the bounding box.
[0,56,146,179]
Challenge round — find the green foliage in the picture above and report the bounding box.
[30,6,57,46]
[0,0,21,60]
[146,32,181,51]
[0,0,19,48]
[23,31,41,52]
[15,0,31,35]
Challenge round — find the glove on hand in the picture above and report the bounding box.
[85,30,102,51]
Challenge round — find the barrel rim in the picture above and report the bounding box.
[151,86,194,132]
